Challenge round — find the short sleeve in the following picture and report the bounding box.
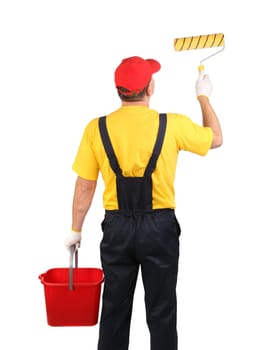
[72,121,99,180]
[174,114,213,156]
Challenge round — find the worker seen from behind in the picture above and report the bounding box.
[65,55,223,350]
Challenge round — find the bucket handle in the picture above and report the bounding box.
[69,244,79,291]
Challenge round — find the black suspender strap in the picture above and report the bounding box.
[99,116,122,176]
[98,113,167,177]
[144,113,167,176]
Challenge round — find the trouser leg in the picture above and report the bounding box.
[140,211,180,350]
[98,213,139,350]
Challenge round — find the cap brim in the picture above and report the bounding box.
[146,59,161,74]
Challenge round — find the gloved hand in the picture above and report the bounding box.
[195,69,213,98]
[65,230,82,250]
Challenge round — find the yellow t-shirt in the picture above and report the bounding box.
[72,106,213,209]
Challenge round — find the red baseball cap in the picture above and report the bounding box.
[114,56,161,95]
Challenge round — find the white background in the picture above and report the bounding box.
[1,0,268,349]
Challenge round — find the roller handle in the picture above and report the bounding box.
[198,64,205,72]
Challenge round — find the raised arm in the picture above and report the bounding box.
[195,70,223,149]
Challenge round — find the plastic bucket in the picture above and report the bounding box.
[39,248,104,326]
[39,267,104,326]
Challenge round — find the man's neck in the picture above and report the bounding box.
[121,99,149,107]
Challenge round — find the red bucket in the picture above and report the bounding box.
[39,249,104,326]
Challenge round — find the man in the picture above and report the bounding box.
[65,56,222,350]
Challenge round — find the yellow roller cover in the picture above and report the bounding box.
[174,33,224,51]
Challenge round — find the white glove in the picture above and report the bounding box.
[65,230,82,250]
[195,70,213,98]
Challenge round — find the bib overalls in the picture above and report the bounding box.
[98,114,181,350]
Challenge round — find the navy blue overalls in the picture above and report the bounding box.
[97,114,180,350]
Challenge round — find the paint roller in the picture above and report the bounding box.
[174,33,225,71]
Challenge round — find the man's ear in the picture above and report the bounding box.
[146,78,155,96]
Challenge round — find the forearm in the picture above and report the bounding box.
[198,96,223,148]
[72,177,97,232]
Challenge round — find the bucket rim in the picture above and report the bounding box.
[38,267,104,286]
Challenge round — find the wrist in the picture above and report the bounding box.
[71,227,82,233]
[197,95,211,108]
[197,95,209,103]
